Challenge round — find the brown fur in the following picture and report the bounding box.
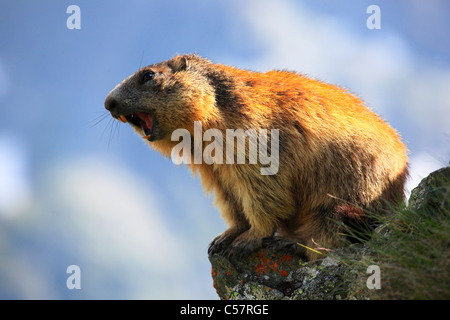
[105,54,408,260]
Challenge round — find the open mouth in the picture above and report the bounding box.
[117,112,153,140]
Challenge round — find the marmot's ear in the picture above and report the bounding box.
[168,55,188,72]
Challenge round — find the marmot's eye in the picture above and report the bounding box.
[142,71,155,83]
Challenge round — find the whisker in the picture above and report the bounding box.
[112,120,121,141]
[139,50,145,70]
[107,118,116,149]
[98,117,114,150]
[89,111,108,122]
[89,111,110,128]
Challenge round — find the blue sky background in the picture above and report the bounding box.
[0,0,449,299]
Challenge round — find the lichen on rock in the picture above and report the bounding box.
[209,244,356,300]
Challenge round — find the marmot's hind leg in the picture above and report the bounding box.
[278,204,367,260]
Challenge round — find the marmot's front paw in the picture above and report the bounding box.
[208,234,231,256]
[225,229,266,259]
[228,239,262,259]
[262,236,301,255]
[208,228,244,256]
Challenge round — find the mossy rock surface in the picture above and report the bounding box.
[408,166,450,216]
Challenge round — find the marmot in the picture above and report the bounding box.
[104,54,408,260]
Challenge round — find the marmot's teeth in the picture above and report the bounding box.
[143,135,151,140]
[118,115,127,123]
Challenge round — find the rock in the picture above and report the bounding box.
[408,166,450,215]
[209,244,357,300]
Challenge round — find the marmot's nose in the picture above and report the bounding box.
[104,95,117,111]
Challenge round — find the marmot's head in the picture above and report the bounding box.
[104,54,218,143]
